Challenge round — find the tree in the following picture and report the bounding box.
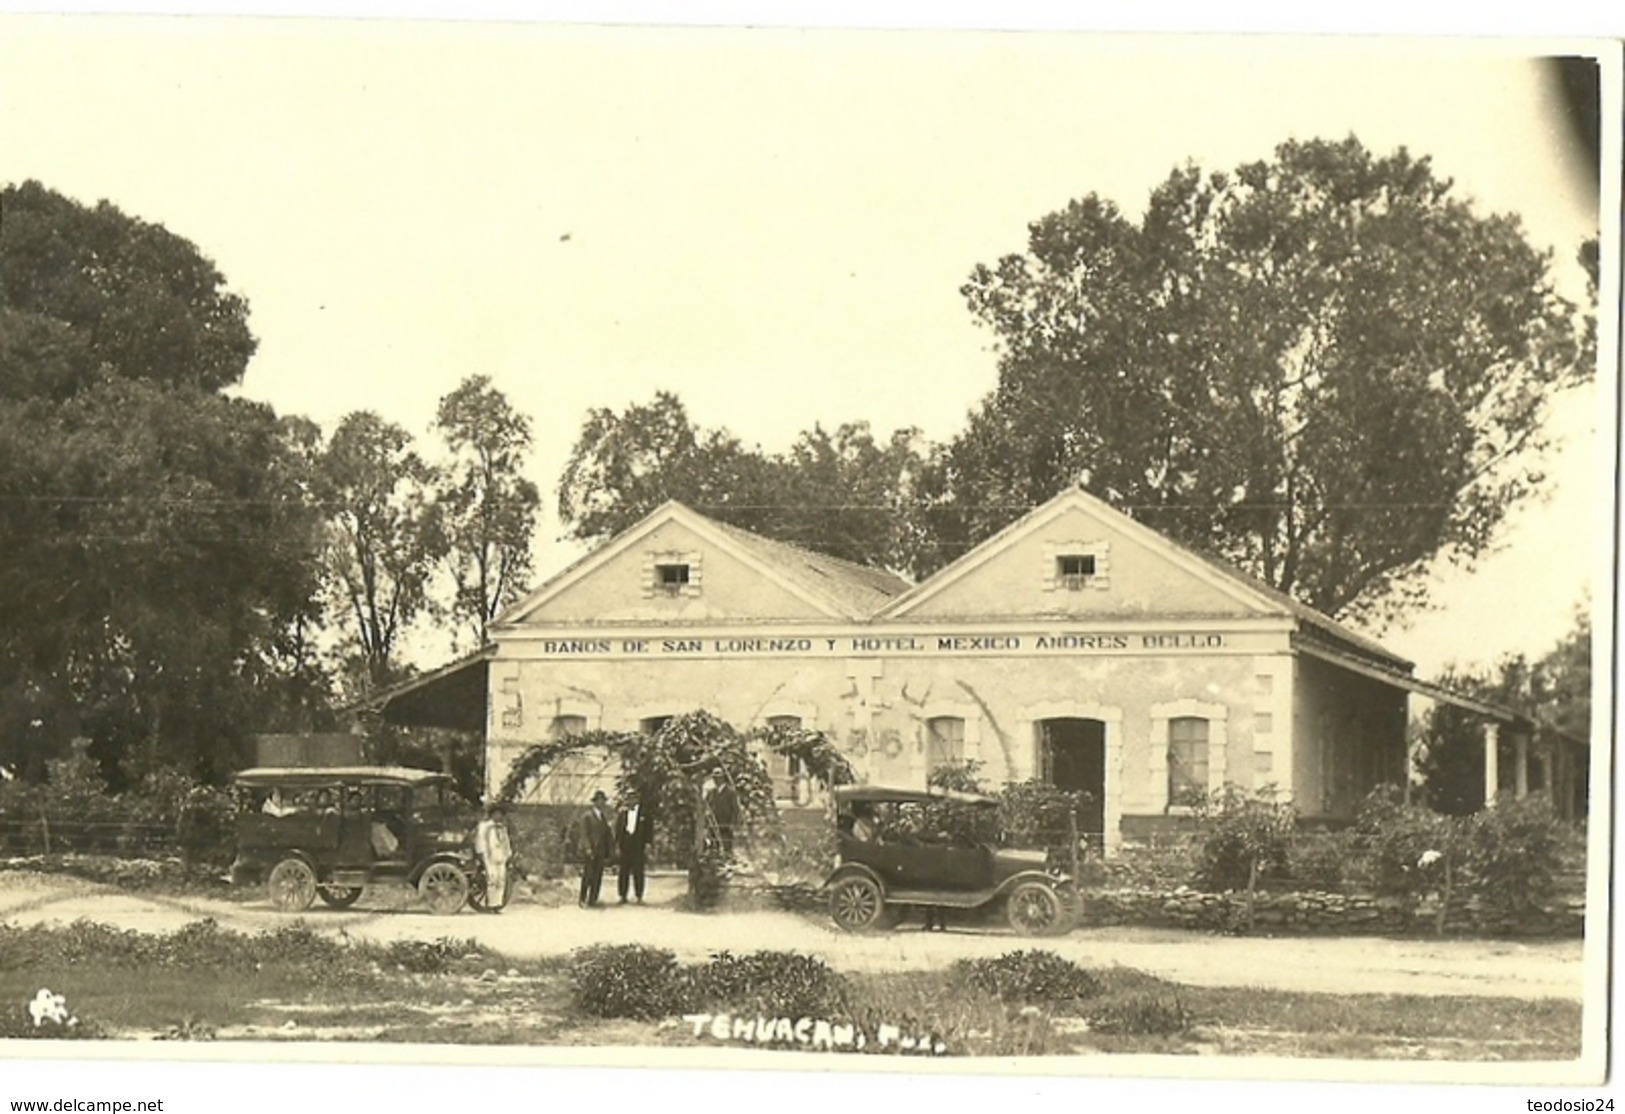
[432,375,540,648]
[0,180,256,396]
[557,392,930,574]
[1414,602,1592,814]
[942,137,1591,621]
[317,412,445,692]
[0,183,327,784]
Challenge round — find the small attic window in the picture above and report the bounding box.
[656,563,691,594]
[1056,554,1096,589]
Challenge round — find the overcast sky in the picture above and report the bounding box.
[0,19,1612,678]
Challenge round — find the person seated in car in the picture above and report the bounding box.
[262,789,301,818]
[847,801,878,843]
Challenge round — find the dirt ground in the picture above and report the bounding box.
[0,869,1585,1001]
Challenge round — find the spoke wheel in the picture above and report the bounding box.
[418,862,470,916]
[828,875,886,932]
[267,858,317,913]
[1006,880,1065,936]
[318,885,363,909]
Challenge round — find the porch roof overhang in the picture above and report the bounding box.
[1295,638,1527,723]
[346,649,492,734]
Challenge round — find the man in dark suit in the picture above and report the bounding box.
[615,793,655,904]
[578,789,615,908]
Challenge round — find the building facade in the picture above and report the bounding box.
[475,490,1417,851]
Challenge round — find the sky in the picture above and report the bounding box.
[0,17,1614,680]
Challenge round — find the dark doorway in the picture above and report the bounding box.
[1039,718,1106,845]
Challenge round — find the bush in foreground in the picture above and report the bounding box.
[568,944,683,1019]
[688,950,849,1018]
[952,950,1102,1006]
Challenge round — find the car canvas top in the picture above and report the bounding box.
[833,784,999,808]
[233,765,451,788]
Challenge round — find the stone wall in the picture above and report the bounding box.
[1076,885,1585,937]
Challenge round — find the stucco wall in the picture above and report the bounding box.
[518,521,829,625]
[902,506,1262,621]
[486,648,1265,848]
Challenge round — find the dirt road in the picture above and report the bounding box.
[0,870,1585,1001]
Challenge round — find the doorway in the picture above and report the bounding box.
[1039,718,1106,846]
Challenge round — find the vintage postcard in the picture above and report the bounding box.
[0,7,1617,1110]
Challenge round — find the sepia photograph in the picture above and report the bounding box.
[0,5,1618,1108]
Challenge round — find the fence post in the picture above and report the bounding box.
[1067,806,1080,882]
[37,804,50,855]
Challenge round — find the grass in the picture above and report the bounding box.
[0,922,1582,1059]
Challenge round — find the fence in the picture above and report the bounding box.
[0,816,178,858]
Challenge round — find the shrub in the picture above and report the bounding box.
[1000,780,1091,863]
[1347,785,1454,898]
[568,944,683,1018]
[952,950,1102,1005]
[1088,992,1193,1035]
[1190,785,1295,893]
[381,937,484,974]
[1462,793,1566,916]
[1288,831,1352,891]
[688,950,849,1018]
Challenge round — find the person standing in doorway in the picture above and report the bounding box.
[705,778,738,859]
[473,803,513,913]
[578,790,614,908]
[615,793,654,904]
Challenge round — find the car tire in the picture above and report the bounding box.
[267,858,317,913]
[418,862,470,915]
[317,885,364,909]
[1006,880,1066,936]
[828,875,886,932]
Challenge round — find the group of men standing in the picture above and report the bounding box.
[577,789,655,907]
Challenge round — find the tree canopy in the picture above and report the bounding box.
[938,137,1591,622]
[0,182,327,783]
[432,375,540,648]
[557,391,928,573]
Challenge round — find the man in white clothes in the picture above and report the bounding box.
[473,803,514,912]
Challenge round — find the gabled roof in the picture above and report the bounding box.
[703,514,912,617]
[879,487,1411,671]
[496,501,911,625]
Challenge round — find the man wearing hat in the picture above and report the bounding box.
[578,789,615,908]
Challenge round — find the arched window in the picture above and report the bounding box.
[1167,716,1210,807]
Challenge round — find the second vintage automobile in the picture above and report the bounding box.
[824,784,1077,935]
[230,766,483,914]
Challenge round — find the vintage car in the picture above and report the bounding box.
[230,766,482,915]
[824,784,1075,935]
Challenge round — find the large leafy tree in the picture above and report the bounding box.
[1414,602,1592,815]
[557,392,928,574]
[941,137,1591,621]
[317,411,445,692]
[0,182,328,783]
[431,375,540,648]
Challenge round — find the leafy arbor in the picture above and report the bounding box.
[938,136,1592,621]
[494,711,854,904]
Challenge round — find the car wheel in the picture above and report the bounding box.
[828,875,886,932]
[418,862,470,915]
[317,885,364,909]
[1006,880,1065,936]
[267,858,317,913]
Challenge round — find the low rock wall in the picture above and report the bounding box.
[1077,886,1585,937]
